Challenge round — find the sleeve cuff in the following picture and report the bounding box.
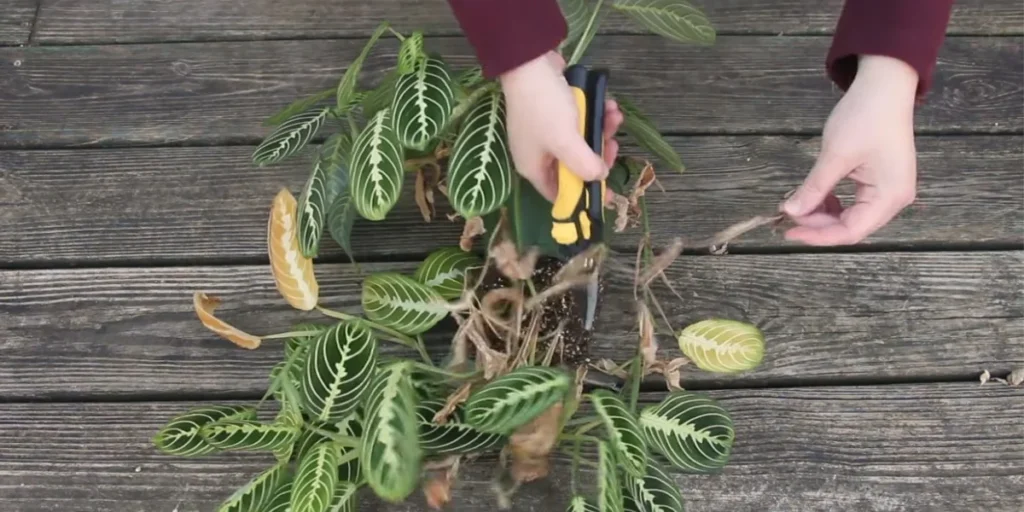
[447,0,568,78]
[826,0,953,99]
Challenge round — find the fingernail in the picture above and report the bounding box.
[783,196,801,215]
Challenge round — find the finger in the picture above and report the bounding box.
[550,134,609,182]
[783,151,851,217]
[602,138,619,169]
[785,193,843,228]
[604,99,623,137]
[785,197,899,246]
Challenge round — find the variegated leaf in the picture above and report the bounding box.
[216,462,288,512]
[446,89,512,218]
[199,419,299,452]
[559,0,590,52]
[677,318,765,373]
[464,366,571,434]
[397,31,425,74]
[301,320,378,423]
[287,323,329,360]
[253,107,330,166]
[361,272,449,335]
[296,152,331,257]
[611,0,715,45]
[599,440,624,512]
[349,108,405,221]
[320,132,352,206]
[268,188,320,310]
[152,405,255,457]
[193,292,262,349]
[328,480,359,512]
[263,479,294,512]
[417,398,506,455]
[293,413,363,482]
[615,95,684,174]
[327,185,359,262]
[413,247,482,300]
[567,496,601,512]
[391,55,456,150]
[623,459,685,512]
[362,70,400,119]
[337,22,390,112]
[589,389,648,478]
[359,361,422,503]
[292,441,339,512]
[455,66,484,91]
[560,0,606,63]
[639,391,734,473]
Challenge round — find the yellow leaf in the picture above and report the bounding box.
[267,188,319,310]
[193,292,262,349]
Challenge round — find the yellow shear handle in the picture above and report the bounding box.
[551,86,590,245]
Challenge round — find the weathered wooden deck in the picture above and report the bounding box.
[1,1,1022,510]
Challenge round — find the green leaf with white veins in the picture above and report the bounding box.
[265,87,334,126]
[199,419,299,452]
[446,89,513,218]
[327,186,359,262]
[291,441,339,512]
[349,107,405,221]
[337,22,390,112]
[612,0,715,45]
[559,0,591,53]
[252,107,330,166]
[567,496,601,512]
[320,132,353,205]
[615,95,685,173]
[397,31,425,74]
[391,55,456,151]
[362,70,400,119]
[464,366,571,434]
[296,152,331,257]
[589,389,648,479]
[623,459,686,512]
[263,479,294,512]
[677,318,765,373]
[216,461,288,512]
[152,404,255,457]
[361,272,449,335]
[328,481,359,512]
[360,361,423,503]
[416,398,506,455]
[639,391,734,473]
[413,247,482,300]
[300,320,378,423]
[599,440,625,512]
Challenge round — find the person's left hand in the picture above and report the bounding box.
[781,55,920,246]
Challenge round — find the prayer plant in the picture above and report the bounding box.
[153,1,776,511]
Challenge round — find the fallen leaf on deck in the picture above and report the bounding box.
[1009,368,1023,386]
[509,402,563,483]
[980,369,991,385]
[460,216,486,251]
[193,292,262,349]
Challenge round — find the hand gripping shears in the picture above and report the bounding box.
[550,64,609,332]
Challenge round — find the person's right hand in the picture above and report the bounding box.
[498,51,622,203]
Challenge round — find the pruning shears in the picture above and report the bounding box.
[550,64,609,332]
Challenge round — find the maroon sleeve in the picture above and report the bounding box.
[446,0,567,78]
[826,0,954,99]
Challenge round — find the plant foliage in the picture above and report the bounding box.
[160,4,776,511]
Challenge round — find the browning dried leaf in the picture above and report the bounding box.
[608,191,632,232]
[422,455,460,510]
[688,213,786,251]
[593,358,630,379]
[490,241,538,281]
[508,402,563,483]
[192,292,262,349]
[638,301,658,367]
[268,188,319,310]
[649,357,688,391]
[980,369,991,385]
[433,382,473,425]
[1009,368,1024,386]
[638,237,684,288]
[460,216,486,251]
[629,160,657,205]
[414,167,437,222]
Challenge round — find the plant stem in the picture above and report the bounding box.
[569,436,582,495]
[315,305,422,353]
[564,415,601,427]
[336,449,360,468]
[628,197,654,413]
[347,115,359,139]
[568,0,605,65]
[574,419,604,437]
[449,83,495,122]
[262,330,320,340]
[387,27,406,41]
[305,424,360,448]
[414,335,434,366]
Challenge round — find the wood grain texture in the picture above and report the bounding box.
[1,383,1020,511]
[2,136,1020,265]
[1,252,1020,399]
[32,0,1024,44]
[0,0,35,45]
[1,36,1019,148]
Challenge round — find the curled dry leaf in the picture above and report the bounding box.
[433,382,473,425]
[192,292,262,349]
[490,241,538,281]
[415,165,439,222]
[638,301,658,367]
[980,369,991,385]
[268,188,319,310]
[460,216,486,251]
[1009,367,1024,386]
[629,160,657,205]
[508,402,563,483]
[638,237,684,288]
[593,358,630,379]
[608,191,632,232]
[422,455,461,510]
[649,358,688,391]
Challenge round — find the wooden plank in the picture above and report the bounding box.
[1,252,1020,399]
[1,383,1020,511]
[2,136,1020,265]
[0,0,35,45]
[0,36,1019,149]
[32,0,1024,44]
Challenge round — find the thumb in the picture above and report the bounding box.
[784,151,849,217]
[550,134,608,182]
